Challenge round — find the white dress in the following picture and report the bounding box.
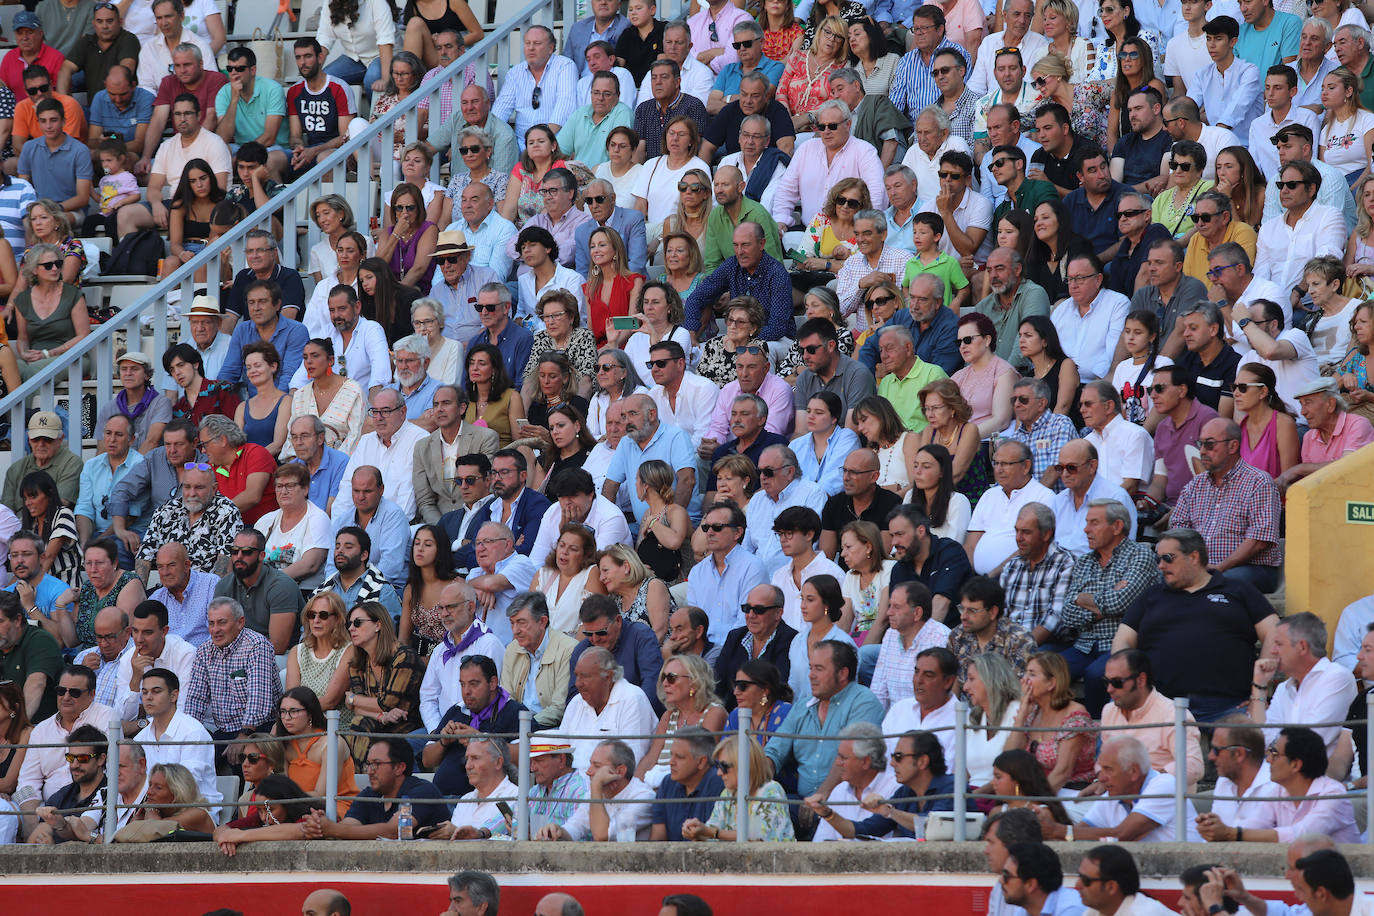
[930,492,973,543]
[535,565,596,635]
[428,337,464,386]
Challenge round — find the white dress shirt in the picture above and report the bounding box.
[516,264,587,324]
[1254,202,1346,295]
[649,372,719,449]
[967,479,1058,574]
[1081,768,1203,841]
[1264,656,1358,753]
[302,270,360,338]
[1186,56,1263,136]
[1086,414,1156,489]
[135,709,222,806]
[900,134,974,203]
[417,620,507,732]
[331,421,430,520]
[113,633,197,721]
[882,693,957,763]
[1196,124,1242,180]
[771,553,846,632]
[1050,288,1132,381]
[525,495,632,574]
[1250,774,1361,843]
[14,703,117,804]
[811,769,900,841]
[1211,761,1274,828]
[289,315,392,392]
[967,30,1051,95]
[560,775,656,840]
[448,775,519,831]
[560,677,658,771]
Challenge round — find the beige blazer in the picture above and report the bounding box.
[501,627,577,728]
[412,422,501,523]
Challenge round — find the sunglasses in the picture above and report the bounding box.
[1168,159,1193,171]
[37,259,60,270]
[230,547,261,556]
[458,145,483,155]
[226,64,249,73]
[584,194,609,205]
[677,182,708,193]
[731,39,755,49]
[474,302,501,312]
[1196,437,1235,449]
[647,358,675,369]
[1156,552,1178,565]
[581,627,611,638]
[740,603,780,615]
[1275,179,1308,190]
[956,335,982,345]
[455,475,482,486]
[437,255,462,265]
[1102,675,1138,689]
[759,467,779,478]
[736,345,766,356]
[1052,462,1087,473]
[531,85,542,109]
[834,195,862,207]
[662,672,686,683]
[183,461,212,471]
[346,617,372,629]
[989,157,1012,170]
[55,686,88,698]
[700,522,735,532]
[1232,381,1266,393]
[1193,211,1218,223]
[241,752,269,764]
[1207,262,1243,278]
[890,751,919,762]
[596,363,619,372]
[394,203,418,211]
[709,20,718,41]
[1118,50,1140,60]
[733,679,758,691]
[715,760,736,772]
[64,752,99,763]
[931,66,956,76]
[1117,208,1148,219]
[1012,395,1033,405]
[867,294,895,308]
[801,343,828,354]
[305,610,334,620]
[25,84,51,95]
[937,171,966,181]
[1032,76,1050,89]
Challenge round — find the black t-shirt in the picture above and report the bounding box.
[1175,344,1241,410]
[224,264,307,319]
[888,535,973,606]
[821,488,903,569]
[702,99,796,157]
[347,774,450,829]
[1112,128,1171,188]
[1031,134,1090,192]
[432,697,527,797]
[1123,575,1275,702]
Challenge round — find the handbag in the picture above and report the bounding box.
[244,16,286,82]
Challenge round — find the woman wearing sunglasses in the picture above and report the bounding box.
[635,654,727,787]
[285,591,354,727]
[1083,0,1162,83]
[682,736,794,841]
[230,732,284,821]
[781,14,850,133]
[724,659,792,746]
[276,686,359,818]
[587,348,645,439]
[1151,140,1212,238]
[444,127,509,208]
[342,601,422,764]
[1106,35,1166,150]
[695,296,763,388]
[1233,362,1301,479]
[375,181,439,291]
[1029,51,1108,150]
[657,169,712,266]
[794,177,868,290]
[12,239,91,381]
[952,312,1019,438]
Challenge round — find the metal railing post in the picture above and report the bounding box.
[517,710,531,841]
[325,710,340,822]
[736,708,752,843]
[1173,697,1188,842]
[103,720,119,844]
[1366,692,1373,845]
[953,700,968,842]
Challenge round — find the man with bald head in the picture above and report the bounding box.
[148,543,217,646]
[1170,416,1283,592]
[702,164,782,272]
[326,466,412,589]
[819,448,901,561]
[451,180,517,281]
[302,889,351,916]
[572,177,647,277]
[604,393,700,528]
[973,247,1050,362]
[75,605,132,708]
[1049,439,1137,557]
[75,413,143,548]
[534,893,584,916]
[332,389,429,522]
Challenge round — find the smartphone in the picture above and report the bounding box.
[611,315,642,330]
[415,824,443,839]
[515,418,530,430]
[496,801,514,820]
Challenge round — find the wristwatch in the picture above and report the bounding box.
[136,717,149,730]
[1237,318,1252,329]
[1209,906,1227,915]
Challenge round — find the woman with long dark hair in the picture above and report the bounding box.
[19,470,80,590]
[1214,147,1266,228]
[285,337,366,455]
[985,748,1071,824]
[1018,315,1082,422]
[159,160,224,282]
[274,686,359,817]
[1083,0,1162,83]
[1031,199,1092,301]
[528,393,596,493]
[852,395,917,498]
[375,181,438,290]
[725,659,793,745]
[1234,362,1300,479]
[358,256,421,343]
[908,443,972,542]
[464,342,526,447]
[1107,35,1166,149]
[343,601,422,763]
[787,574,856,703]
[400,524,459,656]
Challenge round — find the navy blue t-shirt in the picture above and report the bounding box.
[651,768,724,840]
[347,774,450,829]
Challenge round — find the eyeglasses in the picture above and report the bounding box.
[1193,211,1218,224]
[699,522,735,532]
[1155,552,1178,565]
[1118,49,1140,60]
[394,203,418,212]
[365,758,399,770]
[1265,743,1283,759]
[1206,263,1242,279]
[37,259,60,270]
[715,760,736,772]
[647,358,674,369]
[956,335,982,346]
[991,458,1029,468]
[226,64,249,73]
[55,686,88,698]
[531,85,542,109]
[677,182,708,193]
[731,39,755,49]
[1102,675,1139,689]
[581,627,611,638]
[1117,208,1148,219]
[93,631,123,642]
[305,610,335,620]
[1077,875,1107,885]
[367,405,403,418]
[1001,870,1021,884]
[1168,159,1193,172]
[229,547,261,556]
[183,462,212,471]
[1195,437,1236,449]
[661,672,686,684]
[1052,462,1088,473]
[740,603,780,615]
[26,84,51,95]
[458,145,483,155]
[1066,274,1099,284]
[931,66,956,76]
[1274,179,1308,190]
[834,195,862,208]
[733,679,758,691]
[1210,743,1247,755]
[867,294,895,308]
[64,752,98,763]
[346,617,372,629]
[540,186,569,196]
[596,363,619,372]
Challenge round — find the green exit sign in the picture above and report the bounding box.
[1349,502,1374,524]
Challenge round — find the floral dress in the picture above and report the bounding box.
[798,0,868,49]
[842,559,895,645]
[370,92,419,160]
[696,337,744,387]
[509,158,594,227]
[1025,705,1097,789]
[74,570,140,646]
[445,169,510,204]
[777,324,854,378]
[625,576,675,630]
[801,214,857,259]
[1037,83,1111,150]
[1084,30,1163,82]
[776,53,841,116]
[705,781,796,840]
[1152,179,1215,238]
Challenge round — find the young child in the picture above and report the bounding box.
[83,138,139,237]
[902,212,971,311]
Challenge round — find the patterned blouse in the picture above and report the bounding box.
[776,52,842,115]
[295,641,351,730]
[135,493,243,572]
[289,378,366,454]
[174,380,241,427]
[798,0,868,49]
[696,337,744,387]
[625,576,675,630]
[445,168,510,204]
[1025,705,1098,788]
[706,781,796,840]
[1084,29,1163,83]
[1337,348,1372,391]
[523,327,598,386]
[27,505,81,587]
[349,645,423,732]
[801,214,857,259]
[74,570,140,647]
[763,23,802,61]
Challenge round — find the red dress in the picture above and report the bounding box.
[585,273,645,347]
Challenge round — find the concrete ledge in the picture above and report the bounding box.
[0,842,1367,879]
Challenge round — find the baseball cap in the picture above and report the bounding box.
[27,411,62,439]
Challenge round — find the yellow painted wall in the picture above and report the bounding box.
[1286,445,1374,653]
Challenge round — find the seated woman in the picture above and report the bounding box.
[586,226,645,350]
[790,391,861,496]
[964,652,1023,791]
[852,395,918,499]
[214,773,323,854]
[655,168,712,262]
[597,544,672,642]
[276,686,359,819]
[342,601,423,764]
[1338,301,1374,419]
[17,199,85,293]
[516,227,587,324]
[359,256,422,344]
[696,296,765,388]
[392,141,450,228]
[1004,651,1095,794]
[634,459,691,586]
[445,126,510,206]
[258,463,332,592]
[633,116,710,232]
[286,591,353,728]
[98,350,172,454]
[593,126,643,207]
[401,0,482,70]
[234,342,290,456]
[777,16,848,135]
[682,736,793,842]
[909,444,972,543]
[984,748,1071,825]
[787,574,856,703]
[286,338,367,456]
[234,732,286,820]
[163,342,240,425]
[854,280,902,351]
[400,524,460,657]
[366,51,430,163]
[0,682,32,834]
[527,400,596,493]
[12,241,91,381]
[303,231,367,337]
[522,291,597,405]
[1152,141,1213,238]
[656,231,703,306]
[534,521,606,635]
[1017,315,1082,424]
[308,194,365,282]
[19,470,81,592]
[374,181,438,291]
[72,539,144,648]
[465,342,527,448]
[913,380,990,505]
[1214,147,1265,229]
[793,178,867,291]
[412,297,462,386]
[587,348,645,440]
[126,762,218,836]
[777,288,854,382]
[1233,363,1301,480]
[952,313,1019,438]
[637,654,728,786]
[725,660,793,744]
[839,520,894,649]
[623,280,692,379]
[504,124,576,226]
[159,159,225,282]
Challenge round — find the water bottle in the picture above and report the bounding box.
[397,802,414,840]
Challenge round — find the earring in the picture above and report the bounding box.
[689,688,696,697]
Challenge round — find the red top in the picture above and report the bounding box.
[154,71,230,118]
[0,45,65,95]
[584,272,645,347]
[215,442,278,524]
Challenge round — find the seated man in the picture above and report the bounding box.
[420,654,526,798]
[1098,649,1203,792]
[195,412,278,524]
[14,664,115,827]
[712,584,797,706]
[317,526,404,624]
[525,741,588,837]
[1130,238,1208,360]
[742,445,828,577]
[1175,303,1240,415]
[1081,381,1154,493]
[466,522,537,645]
[964,440,1055,576]
[542,738,656,841]
[17,98,91,218]
[945,576,1036,681]
[326,469,411,590]
[1110,87,1170,193]
[132,667,220,807]
[805,722,899,842]
[212,527,302,655]
[687,500,770,648]
[500,591,578,729]
[560,69,634,169]
[306,737,449,839]
[331,391,429,523]
[701,70,794,162]
[829,68,908,168]
[602,394,699,528]
[0,13,64,98]
[887,505,972,625]
[1279,377,1374,489]
[870,582,951,712]
[881,647,958,763]
[572,179,648,277]
[560,646,657,770]
[417,581,505,740]
[491,24,577,141]
[1195,714,1274,833]
[1038,736,1202,841]
[114,598,197,722]
[1000,377,1075,486]
[566,594,663,710]
[3,410,81,512]
[1249,612,1355,755]
[1050,254,1131,383]
[808,728,956,840]
[11,63,87,165]
[666,607,720,668]
[1049,440,1138,557]
[75,416,144,546]
[120,91,231,237]
[705,20,782,115]
[147,544,217,646]
[648,725,724,842]
[181,597,282,767]
[999,503,1077,645]
[1148,367,1217,510]
[25,725,109,846]
[210,46,289,180]
[4,531,77,647]
[225,230,307,325]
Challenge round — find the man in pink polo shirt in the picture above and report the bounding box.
[1277,377,1374,489]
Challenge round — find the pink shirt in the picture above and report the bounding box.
[938,0,986,51]
[687,3,752,74]
[1300,410,1374,464]
[707,372,795,442]
[770,135,887,228]
[1251,775,1361,843]
[1099,688,1204,792]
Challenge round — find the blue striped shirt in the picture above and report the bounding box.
[890,39,969,119]
[491,56,581,147]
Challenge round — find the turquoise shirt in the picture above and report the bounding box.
[711,58,785,96]
[765,680,885,797]
[554,102,634,169]
[215,77,290,148]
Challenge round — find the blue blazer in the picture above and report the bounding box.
[451,487,551,568]
[574,206,648,277]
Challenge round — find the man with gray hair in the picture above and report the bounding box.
[743,444,828,576]
[835,209,912,321]
[225,229,306,325]
[827,67,909,166]
[182,595,282,767]
[418,579,506,737]
[560,646,656,770]
[467,521,537,644]
[900,104,970,203]
[1250,611,1356,754]
[572,177,647,277]
[1280,376,1374,489]
[718,111,790,212]
[468,280,534,384]
[332,387,429,521]
[441,83,519,179]
[135,463,242,578]
[1333,22,1374,109]
[884,164,920,254]
[705,20,782,116]
[770,97,885,229]
[1001,377,1076,486]
[390,334,442,429]
[875,319,950,432]
[975,247,1051,362]
[1081,379,1155,492]
[806,721,898,842]
[501,591,578,728]
[543,738,656,841]
[632,57,710,160]
[1176,301,1241,414]
[1040,736,1202,841]
[286,414,349,514]
[858,268,962,376]
[999,501,1076,644]
[445,870,501,916]
[533,894,585,916]
[1105,189,1169,295]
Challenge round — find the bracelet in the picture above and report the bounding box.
[1251,682,1269,690]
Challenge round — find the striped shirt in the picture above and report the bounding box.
[870,620,953,711]
[890,39,969,119]
[491,55,580,147]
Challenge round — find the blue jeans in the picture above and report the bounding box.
[324,55,382,95]
[857,642,881,686]
[1217,565,1282,594]
[1058,645,1111,717]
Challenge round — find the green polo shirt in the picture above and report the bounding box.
[1359,56,1374,113]
[902,251,969,307]
[877,357,948,432]
[555,102,633,169]
[1,622,62,723]
[215,77,289,147]
[700,197,783,272]
[992,178,1060,225]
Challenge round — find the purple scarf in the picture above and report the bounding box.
[117,386,158,421]
[469,688,512,731]
[440,618,490,665]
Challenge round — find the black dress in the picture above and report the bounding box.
[1030,358,1084,430]
[527,395,591,429]
[637,526,682,582]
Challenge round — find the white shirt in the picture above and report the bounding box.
[1052,476,1139,555]
[448,775,518,830]
[966,701,1020,786]
[136,31,216,94]
[637,58,714,105]
[15,703,117,803]
[417,620,507,733]
[1086,414,1156,488]
[331,421,430,520]
[516,264,587,324]
[1311,298,1361,367]
[1321,109,1374,174]
[967,31,1050,95]
[560,775,656,840]
[134,709,222,806]
[1265,657,1358,753]
[1238,329,1320,413]
[1228,275,1290,334]
[967,479,1057,574]
[917,187,994,264]
[560,677,658,771]
[900,134,974,204]
[1051,289,1131,381]
[1195,124,1241,180]
[1086,894,1181,916]
[1251,773,1361,843]
[576,67,637,108]
[1211,761,1274,828]
[649,373,719,449]
[1254,202,1346,295]
[882,693,957,762]
[1081,768,1203,841]
[113,633,197,721]
[1164,30,1210,89]
[303,270,361,338]
[811,769,899,841]
[258,502,335,591]
[1186,57,1263,137]
[772,553,846,632]
[624,326,694,381]
[1249,105,1322,180]
[525,495,632,574]
[633,155,712,223]
[289,315,392,392]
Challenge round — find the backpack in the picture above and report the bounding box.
[100,229,164,278]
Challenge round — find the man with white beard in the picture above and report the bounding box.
[390,335,442,432]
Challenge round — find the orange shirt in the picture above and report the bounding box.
[14,92,87,143]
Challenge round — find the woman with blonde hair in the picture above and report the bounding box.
[913,378,985,494]
[657,230,704,301]
[1005,652,1095,793]
[13,240,91,381]
[20,199,84,290]
[1030,51,1108,149]
[1319,66,1374,184]
[839,520,894,647]
[795,176,867,286]
[285,590,353,722]
[534,521,605,634]
[1036,0,1095,83]
[597,542,672,642]
[635,458,691,585]
[636,654,728,784]
[778,15,849,133]
[1346,175,1374,287]
[586,225,645,350]
[234,732,286,819]
[777,287,854,381]
[130,763,217,833]
[659,168,712,261]
[682,736,794,841]
[854,280,902,350]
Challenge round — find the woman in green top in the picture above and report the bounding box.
[13,242,91,381]
[1151,140,1213,239]
[682,736,795,842]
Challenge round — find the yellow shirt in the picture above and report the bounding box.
[1182,219,1259,284]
